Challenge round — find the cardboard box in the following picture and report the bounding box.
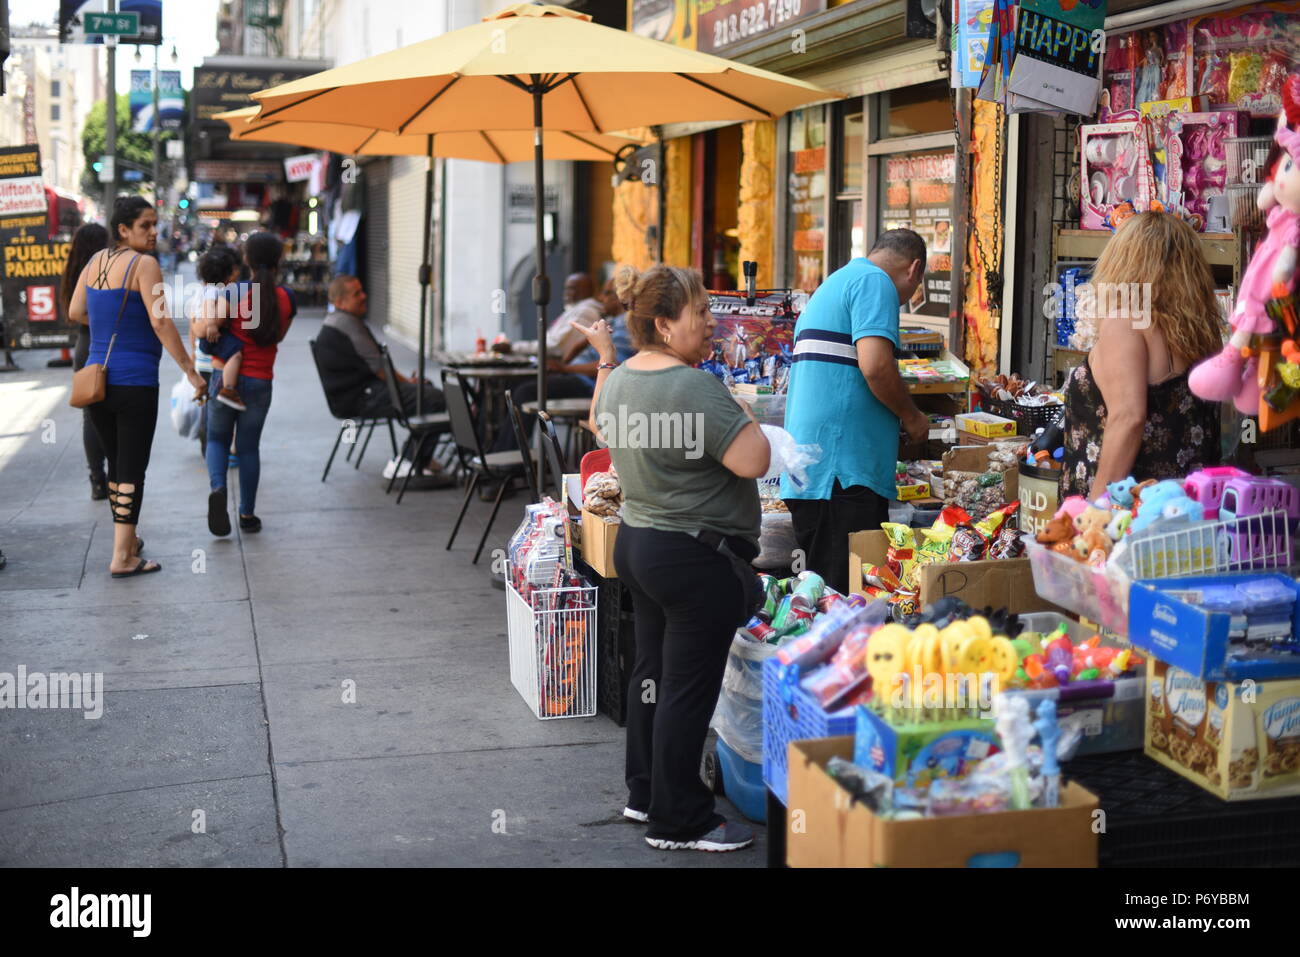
[895,481,931,502]
[785,737,1099,868]
[848,529,1059,614]
[940,445,1020,506]
[955,411,1018,439]
[1128,574,1300,682]
[1144,659,1300,801]
[579,508,619,579]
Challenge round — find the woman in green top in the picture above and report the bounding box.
[577,263,770,853]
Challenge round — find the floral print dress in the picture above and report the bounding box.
[1060,358,1221,499]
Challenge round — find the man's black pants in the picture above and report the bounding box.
[786,480,889,595]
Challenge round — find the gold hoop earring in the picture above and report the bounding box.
[665,333,672,346]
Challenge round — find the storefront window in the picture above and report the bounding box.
[880,81,953,137]
[877,148,955,317]
[785,106,827,292]
[837,105,864,194]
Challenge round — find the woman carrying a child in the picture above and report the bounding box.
[193,232,297,536]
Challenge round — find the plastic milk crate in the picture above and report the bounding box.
[762,656,857,806]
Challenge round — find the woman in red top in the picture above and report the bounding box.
[196,232,297,535]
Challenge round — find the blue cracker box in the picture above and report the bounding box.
[853,706,999,791]
[1127,574,1300,683]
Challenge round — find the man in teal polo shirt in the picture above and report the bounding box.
[780,229,931,593]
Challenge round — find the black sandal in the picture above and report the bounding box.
[112,558,162,579]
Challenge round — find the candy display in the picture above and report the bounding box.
[898,357,969,386]
[938,444,1021,519]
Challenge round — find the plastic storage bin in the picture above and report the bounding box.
[716,737,767,823]
[762,656,858,806]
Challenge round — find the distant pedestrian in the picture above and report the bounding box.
[68,196,206,578]
[60,222,110,500]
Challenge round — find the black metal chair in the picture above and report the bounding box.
[536,410,569,502]
[505,391,542,503]
[309,338,397,483]
[443,369,529,563]
[381,347,452,504]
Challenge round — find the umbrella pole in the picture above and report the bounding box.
[416,133,435,420]
[531,83,549,494]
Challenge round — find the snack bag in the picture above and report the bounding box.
[881,522,917,588]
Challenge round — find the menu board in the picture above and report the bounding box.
[880,148,955,318]
[786,107,826,292]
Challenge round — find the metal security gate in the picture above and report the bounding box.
[363,158,391,327]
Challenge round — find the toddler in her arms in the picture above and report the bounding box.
[194,248,247,411]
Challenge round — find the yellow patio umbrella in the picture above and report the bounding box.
[215,106,637,164]
[249,0,838,431]
[215,106,640,418]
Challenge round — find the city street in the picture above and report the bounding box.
[0,293,761,867]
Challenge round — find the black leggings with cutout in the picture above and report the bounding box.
[86,385,158,524]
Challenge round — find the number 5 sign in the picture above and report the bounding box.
[28,285,57,322]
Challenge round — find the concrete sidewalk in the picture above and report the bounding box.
[0,309,764,867]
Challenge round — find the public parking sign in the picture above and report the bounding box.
[83,12,140,35]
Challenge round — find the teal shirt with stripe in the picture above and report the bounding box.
[780,258,901,501]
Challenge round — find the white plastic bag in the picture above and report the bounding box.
[711,634,780,764]
[759,424,821,490]
[170,377,202,440]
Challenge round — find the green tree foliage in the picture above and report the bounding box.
[80,94,156,196]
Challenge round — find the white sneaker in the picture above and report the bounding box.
[382,457,416,480]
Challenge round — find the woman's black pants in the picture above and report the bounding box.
[86,385,158,524]
[615,523,749,841]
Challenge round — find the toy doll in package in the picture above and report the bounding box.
[1190,6,1300,117]
[1101,33,1137,120]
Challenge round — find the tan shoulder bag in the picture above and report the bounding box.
[70,255,139,409]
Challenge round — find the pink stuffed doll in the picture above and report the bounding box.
[1189,74,1300,415]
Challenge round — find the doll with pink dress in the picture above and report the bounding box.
[1189,75,1300,418]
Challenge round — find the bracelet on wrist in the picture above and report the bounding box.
[597,361,617,371]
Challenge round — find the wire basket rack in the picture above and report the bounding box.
[506,565,598,720]
[1027,511,1294,634]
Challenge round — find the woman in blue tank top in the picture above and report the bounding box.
[68,197,207,578]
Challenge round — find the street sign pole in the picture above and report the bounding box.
[152,44,160,206]
[102,0,117,223]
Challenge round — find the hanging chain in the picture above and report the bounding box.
[968,101,1006,309]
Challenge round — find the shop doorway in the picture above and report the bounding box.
[693,125,742,290]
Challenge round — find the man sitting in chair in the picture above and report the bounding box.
[316,274,449,480]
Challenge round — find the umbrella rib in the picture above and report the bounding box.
[674,73,771,118]
[397,76,460,136]
[257,88,334,121]
[561,130,616,159]
[478,131,508,165]
[567,75,599,132]
[354,130,378,153]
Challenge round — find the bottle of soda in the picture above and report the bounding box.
[475,330,487,354]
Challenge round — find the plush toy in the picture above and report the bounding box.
[1189,74,1300,422]
[1106,509,1133,540]
[1128,479,1206,534]
[1107,477,1138,509]
[1036,516,1078,557]
[1054,496,1091,522]
[1073,505,1111,538]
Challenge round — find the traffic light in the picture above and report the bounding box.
[178,198,190,209]
[92,160,103,172]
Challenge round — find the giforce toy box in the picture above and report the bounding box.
[853,706,998,790]
[785,737,1100,868]
[1145,659,1300,801]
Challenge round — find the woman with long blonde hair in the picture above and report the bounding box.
[1061,211,1224,499]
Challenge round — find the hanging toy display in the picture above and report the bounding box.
[1188,74,1300,429]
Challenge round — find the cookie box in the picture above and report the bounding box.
[1128,574,1300,682]
[1145,659,1300,801]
